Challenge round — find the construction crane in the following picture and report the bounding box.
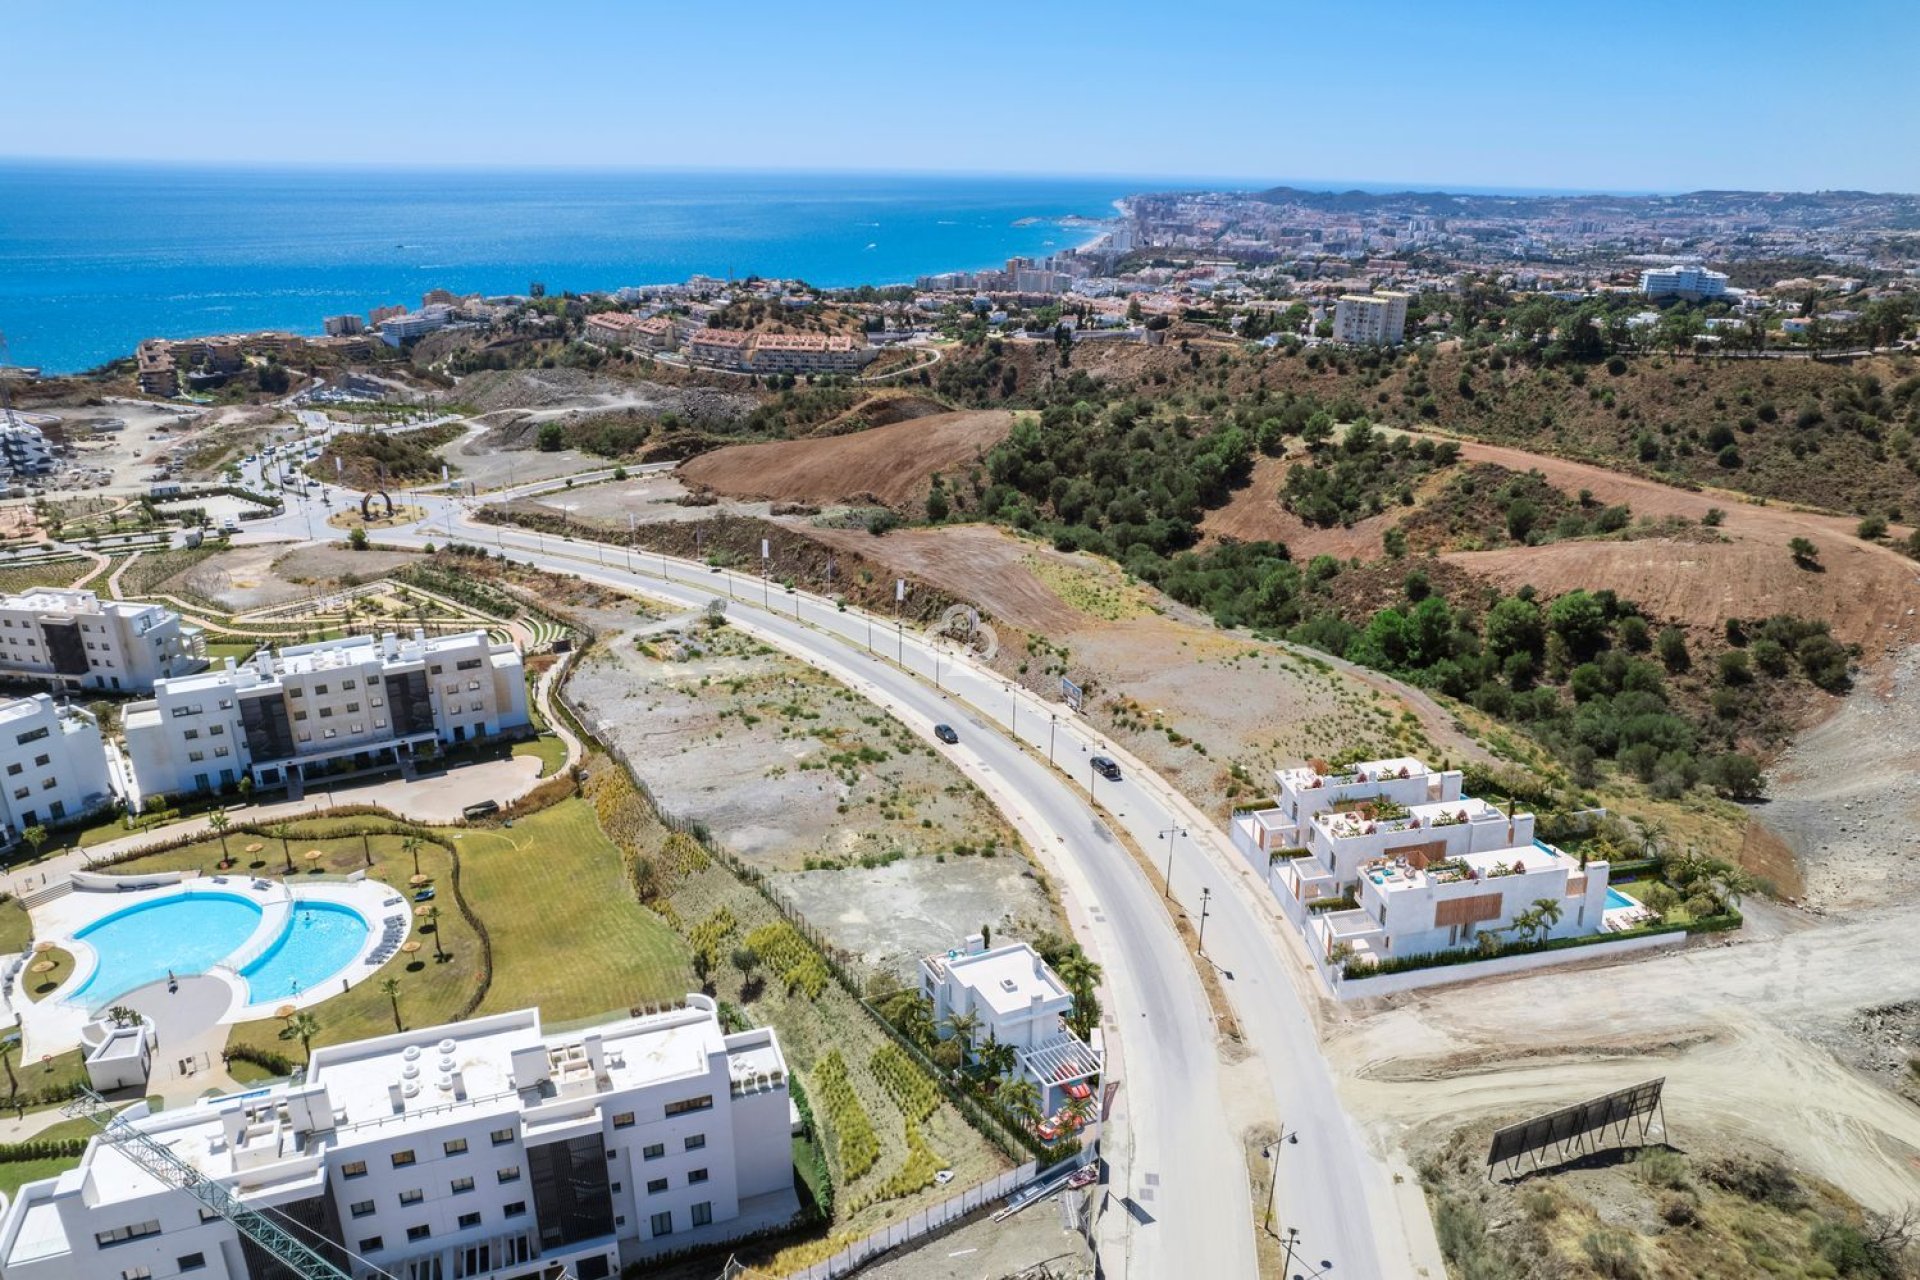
[62,1088,361,1280]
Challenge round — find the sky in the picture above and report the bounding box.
[4,0,1917,193]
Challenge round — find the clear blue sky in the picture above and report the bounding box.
[5,0,1916,192]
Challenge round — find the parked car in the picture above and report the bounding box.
[1090,756,1122,781]
[933,724,959,745]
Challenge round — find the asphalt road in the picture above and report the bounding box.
[205,414,1420,1277]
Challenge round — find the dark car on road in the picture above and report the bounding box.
[1090,755,1122,781]
[933,724,959,744]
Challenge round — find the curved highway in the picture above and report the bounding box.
[208,428,1423,1277]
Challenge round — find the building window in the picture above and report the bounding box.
[647,1178,668,1195]
[390,1150,416,1168]
[178,1255,208,1273]
[691,1201,713,1227]
[688,1168,709,1185]
[120,1268,152,1280]
[406,1225,431,1243]
[350,1200,375,1218]
[359,1237,383,1254]
[504,1201,526,1218]
[497,1166,521,1183]
[650,1211,673,1238]
[491,1127,514,1145]
[342,679,357,690]
[684,1134,706,1152]
[458,1211,482,1230]
[32,753,48,766]
[4,764,17,776]
[444,1138,468,1156]
[664,1095,713,1117]
[341,1159,369,1179]
[451,1176,475,1195]
[398,1189,423,1207]
[642,1143,664,1160]
[612,1112,635,1129]
[95,1220,162,1246]
[313,683,328,695]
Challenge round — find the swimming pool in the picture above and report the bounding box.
[70,893,263,1008]
[64,891,370,1012]
[1605,886,1640,911]
[241,902,370,1006]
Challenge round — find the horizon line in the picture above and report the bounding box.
[0,154,1731,198]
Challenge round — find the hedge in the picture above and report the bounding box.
[0,1138,87,1163]
[1342,909,1742,980]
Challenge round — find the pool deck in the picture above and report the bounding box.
[13,874,405,1061]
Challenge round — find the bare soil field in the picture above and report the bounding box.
[566,613,1062,976]
[433,420,605,490]
[679,410,1013,512]
[456,367,756,422]
[519,469,774,527]
[793,522,1483,814]
[1199,451,1403,560]
[145,543,420,612]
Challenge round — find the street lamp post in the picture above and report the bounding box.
[1157,825,1187,900]
[1048,714,1058,766]
[1007,684,1018,739]
[1261,1127,1300,1236]
[1196,886,1213,956]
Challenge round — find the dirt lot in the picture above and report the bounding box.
[795,522,1485,814]
[1199,451,1404,561]
[680,410,1014,512]
[456,367,756,422]
[516,468,775,527]
[566,613,1064,976]
[433,419,608,490]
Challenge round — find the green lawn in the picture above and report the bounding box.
[23,948,73,1003]
[203,641,259,665]
[0,899,30,953]
[106,799,689,1058]
[0,1157,78,1197]
[511,733,569,778]
[461,800,690,1021]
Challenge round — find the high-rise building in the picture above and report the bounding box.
[1332,291,1411,345]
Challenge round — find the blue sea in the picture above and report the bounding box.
[0,163,1141,374]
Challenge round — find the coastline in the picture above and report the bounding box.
[1,166,1137,374]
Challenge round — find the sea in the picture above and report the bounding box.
[0,163,1149,375]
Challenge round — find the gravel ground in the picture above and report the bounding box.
[567,615,1064,977]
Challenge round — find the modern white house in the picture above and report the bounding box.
[121,630,529,801]
[919,935,1102,1117]
[0,693,116,840]
[0,998,797,1280]
[1333,291,1410,345]
[1234,756,1613,973]
[0,588,205,694]
[1640,265,1729,301]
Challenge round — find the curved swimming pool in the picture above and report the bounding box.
[70,893,263,1008]
[63,891,371,1012]
[241,902,370,1006]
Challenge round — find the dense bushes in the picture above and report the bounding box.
[1281,424,1458,528]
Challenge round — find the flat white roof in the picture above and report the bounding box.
[943,945,1068,1018]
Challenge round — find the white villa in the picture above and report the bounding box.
[918,935,1101,1117]
[1233,756,1613,973]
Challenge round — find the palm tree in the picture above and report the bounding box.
[279,1011,321,1064]
[1529,897,1564,940]
[893,995,935,1048]
[208,811,232,866]
[1706,861,1757,911]
[943,1007,981,1062]
[426,906,446,962]
[279,827,294,875]
[402,835,423,878]
[1062,1094,1096,1131]
[379,978,404,1033]
[999,1078,1042,1130]
[978,1033,1016,1081]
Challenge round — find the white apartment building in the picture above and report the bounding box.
[0,419,55,477]
[1332,291,1410,345]
[377,306,454,346]
[324,314,367,337]
[122,630,528,800]
[0,588,205,694]
[0,999,797,1280]
[919,935,1101,1116]
[1639,265,1729,300]
[0,694,114,839]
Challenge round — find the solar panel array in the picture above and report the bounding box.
[1487,1078,1664,1169]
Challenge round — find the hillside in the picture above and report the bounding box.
[677,409,1013,512]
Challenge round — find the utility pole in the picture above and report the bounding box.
[1008,683,1018,738]
[1158,825,1186,900]
[1048,713,1058,766]
[1196,886,1213,957]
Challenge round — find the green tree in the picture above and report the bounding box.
[1546,590,1609,660]
[537,423,565,451]
[1788,537,1820,568]
[402,834,423,878]
[380,977,404,1033]
[1655,626,1691,673]
[20,825,47,862]
[1484,596,1545,662]
[279,1011,321,1063]
[208,810,232,865]
[347,526,370,551]
[999,1078,1042,1129]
